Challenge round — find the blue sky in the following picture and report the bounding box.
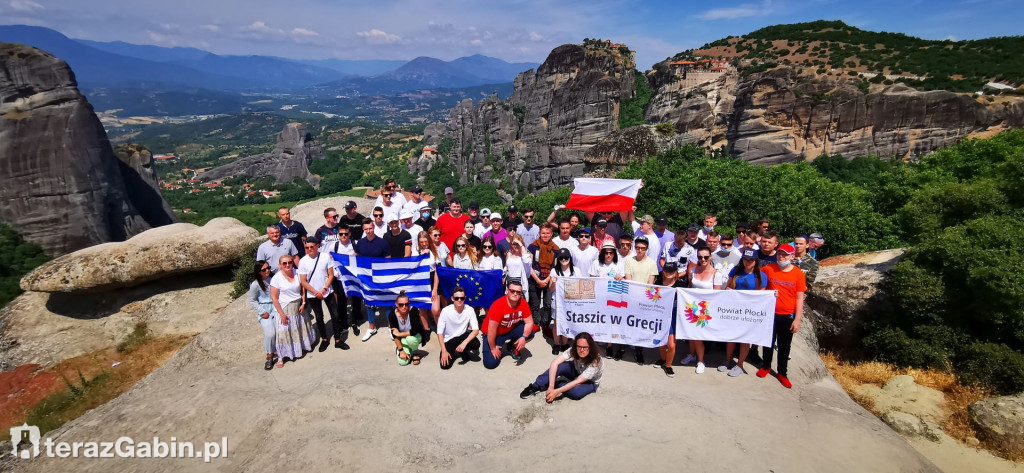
[1,0,1021,69]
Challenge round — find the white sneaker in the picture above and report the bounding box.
[728,365,746,377]
[361,328,377,342]
[680,354,697,365]
[695,361,706,374]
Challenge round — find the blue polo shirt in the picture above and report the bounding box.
[354,236,391,258]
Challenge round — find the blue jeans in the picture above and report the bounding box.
[532,362,598,400]
[482,323,535,369]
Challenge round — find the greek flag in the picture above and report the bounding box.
[331,253,432,309]
[608,280,629,295]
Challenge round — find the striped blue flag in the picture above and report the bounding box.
[331,253,432,309]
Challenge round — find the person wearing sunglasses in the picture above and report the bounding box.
[482,280,535,369]
[520,332,603,402]
[270,254,316,368]
[314,207,343,254]
[527,223,559,344]
[374,178,407,210]
[376,185,402,217]
[515,207,540,247]
[248,260,278,370]
[436,286,481,369]
[684,247,722,375]
[449,235,479,270]
[504,234,532,302]
[329,224,361,338]
[720,248,769,377]
[371,206,388,238]
[478,236,503,271]
[548,248,577,355]
[652,261,688,377]
[388,292,427,366]
[298,237,346,352]
[427,226,451,268]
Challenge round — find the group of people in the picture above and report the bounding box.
[249,179,825,400]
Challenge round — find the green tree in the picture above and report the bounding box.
[0,223,49,308]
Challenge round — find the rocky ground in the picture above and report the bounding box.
[8,294,939,472]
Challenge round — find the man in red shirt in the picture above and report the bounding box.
[757,243,806,389]
[481,280,536,369]
[435,197,470,253]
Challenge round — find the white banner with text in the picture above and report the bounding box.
[674,288,776,346]
[554,277,676,348]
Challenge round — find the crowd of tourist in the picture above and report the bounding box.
[248,179,824,400]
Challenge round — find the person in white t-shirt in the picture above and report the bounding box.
[435,286,482,369]
[590,241,620,279]
[519,332,604,402]
[401,185,427,216]
[629,214,662,270]
[552,218,576,250]
[570,228,599,278]
[474,208,493,239]
[370,207,388,238]
[478,236,504,271]
[399,210,423,245]
[374,179,407,210]
[270,254,316,367]
[297,237,347,351]
[504,234,533,302]
[706,231,738,287]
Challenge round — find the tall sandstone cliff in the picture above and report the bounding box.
[643,66,1024,165]
[0,43,178,256]
[421,43,636,193]
[425,44,1023,187]
[198,123,326,185]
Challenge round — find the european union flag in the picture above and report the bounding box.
[436,267,505,308]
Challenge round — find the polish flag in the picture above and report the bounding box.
[565,178,641,212]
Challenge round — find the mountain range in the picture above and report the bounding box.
[0,25,538,92]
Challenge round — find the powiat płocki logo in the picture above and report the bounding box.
[644,287,662,302]
[10,423,41,459]
[684,300,713,328]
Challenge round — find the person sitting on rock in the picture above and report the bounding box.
[482,280,535,369]
[270,255,317,367]
[248,260,278,370]
[435,286,482,369]
[520,332,604,402]
[389,291,427,366]
[256,225,299,274]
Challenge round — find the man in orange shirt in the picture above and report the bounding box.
[757,243,806,389]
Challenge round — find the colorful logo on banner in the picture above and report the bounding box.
[684,300,713,328]
[645,287,662,302]
[607,280,629,308]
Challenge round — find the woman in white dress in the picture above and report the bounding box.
[270,254,317,367]
[686,247,721,374]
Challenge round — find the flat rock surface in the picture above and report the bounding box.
[12,296,938,472]
[0,272,233,369]
[20,217,258,293]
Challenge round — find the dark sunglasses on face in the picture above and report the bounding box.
[259,267,271,272]
[383,193,392,197]
[339,232,350,236]
[396,302,409,307]
[636,246,647,251]
[328,215,338,219]
[373,213,384,218]
[456,244,466,248]
[698,255,711,260]
[508,290,523,295]
[721,242,733,247]
[280,261,293,266]
[620,243,631,248]
[524,215,534,219]
[431,234,440,238]
[558,257,570,261]
[483,245,493,249]
[452,296,466,301]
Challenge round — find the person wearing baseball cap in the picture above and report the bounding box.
[415,202,435,230]
[438,186,456,213]
[335,201,365,241]
[483,212,509,256]
[399,209,423,244]
[757,243,806,389]
[383,213,412,259]
[718,248,769,377]
[654,215,674,251]
[402,185,428,216]
[475,208,493,239]
[503,204,523,232]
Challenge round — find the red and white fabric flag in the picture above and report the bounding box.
[565,178,641,212]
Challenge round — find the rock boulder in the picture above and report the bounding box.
[969,394,1024,455]
[19,217,258,293]
[805,248,905,353]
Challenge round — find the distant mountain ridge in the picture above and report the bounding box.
[0,25,538,93]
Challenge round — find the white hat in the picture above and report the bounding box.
[419,202,431,210]
[399,210,414,220]
[489,212,502,220]
[386,214,399,224]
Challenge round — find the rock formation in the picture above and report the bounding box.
[644,66,1024,165]
[113,143,179,230]
[0,42,179,256]
[805,248,904,353]
[198,123,326,185]
[969,394,1024,456]
[424,42,1023,189]
[424,42,638,193]
[20,217,259,293]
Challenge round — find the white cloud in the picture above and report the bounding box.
[202,24,220,32]
[292,27,319,37]
[247,21,274,34]
[9,0,44,12]
[356,28,402,44]
[528,31,544,42]
[470,39,483,46]
[698,0,773,20]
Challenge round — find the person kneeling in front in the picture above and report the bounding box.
[389,292,428,366]
[520,332,604,402]
[482,280,535,369]
[436,286,482,369]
